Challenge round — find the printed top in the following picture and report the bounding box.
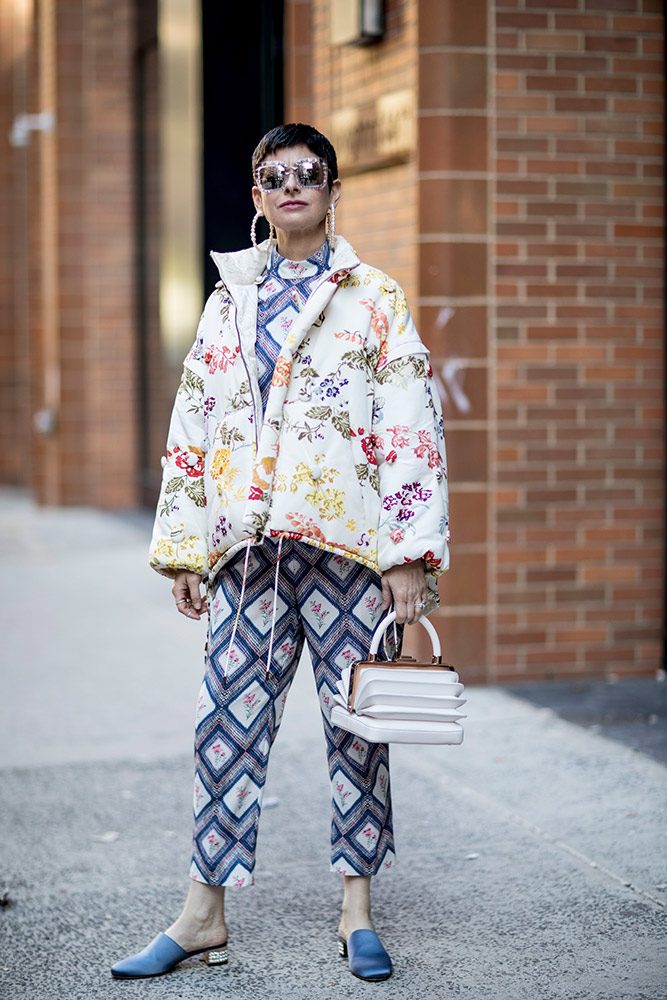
[256,241,331,412]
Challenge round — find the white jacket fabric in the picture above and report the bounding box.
[149,236,450,609]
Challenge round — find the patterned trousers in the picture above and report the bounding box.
[190,538,396,887]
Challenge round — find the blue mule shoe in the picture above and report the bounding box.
[110,931,228,979]
[338,929,392,982]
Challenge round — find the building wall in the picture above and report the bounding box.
[2,0,137,507]
[490,0,664,680]
[286,0,420,301]
[1,0,663,682]
[286,0,665,682]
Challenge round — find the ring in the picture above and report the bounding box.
[415,601,426,609]
[176,599,187,605]
[187,610,193,617]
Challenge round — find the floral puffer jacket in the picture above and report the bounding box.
[149,236,450,609]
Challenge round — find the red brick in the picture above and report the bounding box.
[526,32,581,50]
[555,14,610,30]
[585,34,638,52]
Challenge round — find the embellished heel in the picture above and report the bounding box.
[337,935,348,958]
[203,946,228,966]
[111,932,229,979]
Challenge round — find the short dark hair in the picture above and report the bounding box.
[251,123,338,191]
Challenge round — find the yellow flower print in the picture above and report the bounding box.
[211,447,246,501]
[290,456,338,492]
[305,486,346,521]
[271,355,292,388]
[211,447,232,480]
[346,519,356,531]
[151,535,205,574]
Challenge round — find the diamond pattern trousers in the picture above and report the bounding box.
[190,538,396,886]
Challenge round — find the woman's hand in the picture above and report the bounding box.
[172,570,207,621]
[381,560,427,625]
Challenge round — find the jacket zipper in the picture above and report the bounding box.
[231,296,260,450]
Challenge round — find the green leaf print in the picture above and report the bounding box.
[331,411,351,439]
[218,426,246,446]
[306,405,333,420]
[340,349,370,371]
[185,479,206,507]
[165,476,185,494]
[355,463,369,481]
[375,356,428,386]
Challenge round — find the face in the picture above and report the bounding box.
[252,143,341,238]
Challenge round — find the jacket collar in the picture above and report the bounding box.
[210,236,360,288]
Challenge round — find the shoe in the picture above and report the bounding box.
[338,929,392,981]
[110,932,228,979]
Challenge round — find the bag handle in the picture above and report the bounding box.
[369,611,441,662]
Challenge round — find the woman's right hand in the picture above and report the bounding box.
[172,570,207,621]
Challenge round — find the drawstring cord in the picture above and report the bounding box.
[265,534,284,682]
[219,534,285,687]
[222,539,253,686]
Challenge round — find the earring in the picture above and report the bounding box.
[326,204,336,249]
[251,211,277,249]
[251,210,262,249]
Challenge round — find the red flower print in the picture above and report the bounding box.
[414,430,442,470]
[387,425,410,449]
[386,450,397,464]
[360,298,389,339]
[390,528,404,543]
[285,512,327,542]
[361,434,378,465]
[203,344,240,374]
[329,269,352,283]
[173,447,204,478]
[423,550,443,569]
[249,484,264,500]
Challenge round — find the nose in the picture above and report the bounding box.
[282,166,301,192]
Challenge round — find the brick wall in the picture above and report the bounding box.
[285,0,664,682]
[491,0,664,679]
[285,0,420,301]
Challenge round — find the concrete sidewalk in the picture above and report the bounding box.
[1,489,665,1000]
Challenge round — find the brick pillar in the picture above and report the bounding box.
[416,0,492,682]
[17,0,138,507]
[0,0,33,488]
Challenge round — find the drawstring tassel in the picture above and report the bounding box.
[265,534,284,683]
[222,540,253,686]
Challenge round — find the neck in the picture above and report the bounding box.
[275,223,327,261]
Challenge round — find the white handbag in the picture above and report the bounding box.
[330,611,466,745]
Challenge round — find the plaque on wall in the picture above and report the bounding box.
[329,90,415,175]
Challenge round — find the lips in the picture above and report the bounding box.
[280,200,307,208]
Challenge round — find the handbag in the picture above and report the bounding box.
[330,611,466,745]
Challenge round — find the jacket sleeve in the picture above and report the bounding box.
[149,310,210,579]
[370,285,450,585]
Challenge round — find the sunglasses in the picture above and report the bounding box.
[255,157,328,193]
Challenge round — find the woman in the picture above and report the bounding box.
[111,123,449,983]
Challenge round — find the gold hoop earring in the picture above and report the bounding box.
[326,204,336,249]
